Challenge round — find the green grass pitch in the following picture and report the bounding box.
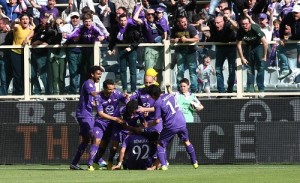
[1,164,300,183]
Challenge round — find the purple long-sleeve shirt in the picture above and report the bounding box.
[67,25,104,44]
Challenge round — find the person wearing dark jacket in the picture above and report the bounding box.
[107,13,142,93]
[276,4,300,80]
[31,15,56,95]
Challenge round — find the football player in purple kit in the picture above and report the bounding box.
[130,75,163,134]
[112,100,158,170]
[87,79,128,171]
[107,98,151,170]
[146,84,199,170]
[70,65,103,170]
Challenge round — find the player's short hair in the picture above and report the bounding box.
[143,131,160,142]
[89,65,102,77]
[126,100,139,114]
[103,79,115,89]
[180,78,190,85]
[146,85,161,99]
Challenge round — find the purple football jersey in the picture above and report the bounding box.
[95,90,127,122]
[76,79,96,119]
[67,25,104,44]
[111,106,144,142]
[130,88,162,132]
[122,134,153,170]
[154,94,186,130]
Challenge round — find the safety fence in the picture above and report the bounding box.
[0,41,299,100]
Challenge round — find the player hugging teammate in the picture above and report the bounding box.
[70,66,200,170]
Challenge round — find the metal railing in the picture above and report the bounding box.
[0,41,299,100]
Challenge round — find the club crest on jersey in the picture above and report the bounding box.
[89,83,93,88]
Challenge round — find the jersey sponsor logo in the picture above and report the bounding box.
[105,105,115,115]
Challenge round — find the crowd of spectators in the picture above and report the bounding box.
[0,0,300,96]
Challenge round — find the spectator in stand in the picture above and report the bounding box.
[0,0,27,21]
[242,0,270,24]
[280,0,294,19]
[31,15,55,95]
[94,0,116,70]
[267,18,281,69]
[0,17,10,95]
[277,4,300,80]
[61,11,81,94]
[11,13,34,95]
[170,0,197,25]
[94,0,117,32]
[267,0,282,20]
[133,6,166,87]
[23,0,48,26]
[68,0,95,14]
[65,13,105,91]
[114,0,136,16]
[207,0,268,22]
[107,13,142,93]
[80,6,110,38]
[29,0,59,22]
[49,17,66,95]
[214,0,232,17]
[61,1,73,21]
[257,10,275,70]
[170,15,199,93]
[200,13,238,94]
[155,7,169,41]
[258,10,274,42]
[236,16,268,94]
[196,55,216,94]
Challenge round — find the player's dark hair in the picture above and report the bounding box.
[143,131,160,142]
[146,85,161,99]
[126,100,139,115]
[89,65,102,78]
[103,79,115,89]
[180,78,190,85]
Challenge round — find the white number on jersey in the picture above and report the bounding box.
[132,144,150,160]
[166,100,179,115]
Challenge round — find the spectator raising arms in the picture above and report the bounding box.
[11,14,34,95]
